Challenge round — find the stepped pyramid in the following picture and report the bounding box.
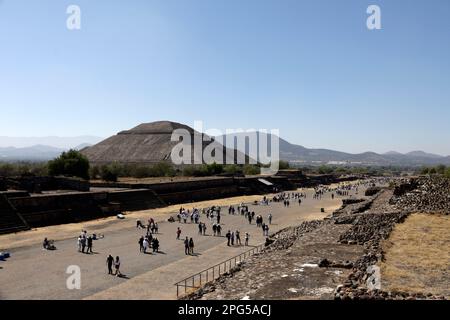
[82,121,248,165]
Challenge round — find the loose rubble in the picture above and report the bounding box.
[182,177,449,301]
[390,176,450,214]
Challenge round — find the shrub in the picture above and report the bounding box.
[48,150,90,180]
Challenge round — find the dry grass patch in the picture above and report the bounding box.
[380,213,450,297]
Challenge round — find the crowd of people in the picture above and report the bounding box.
[38,179,376,280]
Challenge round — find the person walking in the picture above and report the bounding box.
[245,232,249,246]
[114,256,122,277]
[268,213,272,225]
[143,237,149,253]
[189,238,194,255]
[77,236,82,252]
[139,236,144,252]
[265,224,269,236]
[87,236,93,254]
[106,255,114,275]
[226,230,231,246]
[176,227,181,240]
[217,224,221,236]
[235,230,241,246]
[184,237,189,255]
[152,238,159,253]
[80,236,86,253]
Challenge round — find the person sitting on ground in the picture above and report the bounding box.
[43,238,50,250]
[136,219,145,229]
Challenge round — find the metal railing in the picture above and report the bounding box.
[175,243,265,298]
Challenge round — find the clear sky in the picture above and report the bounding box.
[0,0,449,154]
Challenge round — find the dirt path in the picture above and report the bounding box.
[0,188,346,300]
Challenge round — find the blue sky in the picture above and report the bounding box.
[0,0,449,154]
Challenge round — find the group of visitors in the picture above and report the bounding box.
[77,230,94,254]
[138,234,160,254]
[106,254,122,277]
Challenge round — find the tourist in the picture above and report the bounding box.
[77,236,82,252]
[268,213,272,225]
[139,236,144,252]
[43,238,50,250]
[245,232,249,246]
[106,255,114,275]
[235,230,241,246]
[136,219,144,229]
[198,223,203,235]
[226,230,231,246]
[114,256,122,277]
[184,237,189,255]
[231,231,235,246]
[152,238,159,253]
[212,224,217,236]
[202,223,207,236]
[189,238,194,255]
[87,236,93,254]
[264,224,269,236]
[143,237,149,253]
[176,227,181,240]
[80,236,86,253]
[217,224,222,236]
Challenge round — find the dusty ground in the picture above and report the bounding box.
[380,213,450,298]
[198,222,365,300]
[0,187,345,300]
[0,194,271,250]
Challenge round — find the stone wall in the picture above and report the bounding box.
[4,176,90,193]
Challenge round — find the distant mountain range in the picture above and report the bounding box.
[0,136,103,149]
[0,142,98,161]
[217,132,450,167]
[1,131,450,166]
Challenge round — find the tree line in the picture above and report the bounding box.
[0,150,269,182]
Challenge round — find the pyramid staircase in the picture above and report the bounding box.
[0,195,30,234]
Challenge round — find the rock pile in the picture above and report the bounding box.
[339,212,409,245]
[181,219,326,300]
[365,186,381,196]
[390,176,450,214]
[335,287,446,300]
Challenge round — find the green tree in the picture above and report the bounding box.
[429,167,437,175]
[445,168,450,178]
[436,164,446,175]
[100,164,119,182]
[243,164,260,175]
[48,150,90,180]
[206,162,224,175]
[278,161,290,170]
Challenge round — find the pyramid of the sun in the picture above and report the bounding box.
[82,121,246,165]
